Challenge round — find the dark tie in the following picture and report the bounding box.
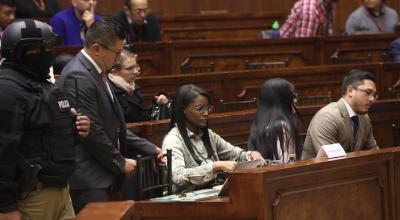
[351,116,359,138]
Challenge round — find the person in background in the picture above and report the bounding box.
[247,78,302,163]
[345,0,398,35]
[108,49,169,122]
[280,0,338,38]
[302,70,379,159]
[15,0,59,18]
[162,84,263,193]
[0,0,15,42]
[50,0,101,46]
[389,38,400,62]
[112,0,161,44]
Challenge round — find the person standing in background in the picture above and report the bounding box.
[280,0,338,38]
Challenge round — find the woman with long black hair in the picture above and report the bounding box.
[247,78,302,163]
[162,84,263,193]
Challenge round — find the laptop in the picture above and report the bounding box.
[218,159,263,196]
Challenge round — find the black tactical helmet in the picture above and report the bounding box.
[1,19,60,61]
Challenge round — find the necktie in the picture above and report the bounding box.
[351,116,359,138]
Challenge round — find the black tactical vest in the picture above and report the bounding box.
[0,68,76,189]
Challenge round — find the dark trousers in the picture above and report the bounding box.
[69,188,108,214]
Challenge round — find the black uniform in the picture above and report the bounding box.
[0,63,76,212]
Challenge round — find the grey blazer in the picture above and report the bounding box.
[57,51,156,190]
[302,98,378,160]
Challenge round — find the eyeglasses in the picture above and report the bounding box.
[192,104,213,113]
[95,42,122,60]
[132,8,149,15]
[121,64,140,73]
[354,87,378,100]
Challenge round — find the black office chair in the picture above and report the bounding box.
[135,149,172,200]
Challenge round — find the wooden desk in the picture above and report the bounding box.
[77,147,400,220]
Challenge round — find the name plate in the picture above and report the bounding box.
[317,143,347,159]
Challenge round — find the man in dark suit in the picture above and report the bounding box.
[302,70,379,159]
[57,19,162,213]
[112,0,161,44]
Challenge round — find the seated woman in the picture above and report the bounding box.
[247,78,302,163]
[108,49,170,122]
[162,84,263,193]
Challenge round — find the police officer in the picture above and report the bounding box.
[0,20,90,220]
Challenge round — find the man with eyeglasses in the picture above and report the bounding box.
[302,70,379,159]
[57,19,164,213]
[112,0,161,44]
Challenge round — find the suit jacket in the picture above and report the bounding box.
[302,98,378,159]
[112,10,161,44]
[56,51,157,190]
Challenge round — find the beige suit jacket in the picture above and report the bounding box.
[302,98,379,159]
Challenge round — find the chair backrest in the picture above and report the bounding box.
[135,149,172,200]
[296,92,331,106]
[219,98,257,112]
[392,123,400,146]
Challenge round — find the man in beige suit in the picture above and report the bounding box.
[302,70,379,159]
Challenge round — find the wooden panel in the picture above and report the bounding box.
[159,12,287,29]
[171,38,317,74]
[162,25,270,41]
[78,148,400,220]
[320,34,398,65]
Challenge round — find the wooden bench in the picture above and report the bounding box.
[135,63,387,109]
[54,33,399,76]
[127,99,400,150]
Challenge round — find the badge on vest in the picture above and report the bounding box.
[57,98,71,112]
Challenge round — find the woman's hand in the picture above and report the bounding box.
[249,151,264,161]
[212,161,237,173]
[154,95,169,105]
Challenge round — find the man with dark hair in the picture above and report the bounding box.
[345,0,398,35]
[112,0,160,43]
[302,70,379,159]
[0,0,15,41]
[50,0,101,46]
[57,19,163,213]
